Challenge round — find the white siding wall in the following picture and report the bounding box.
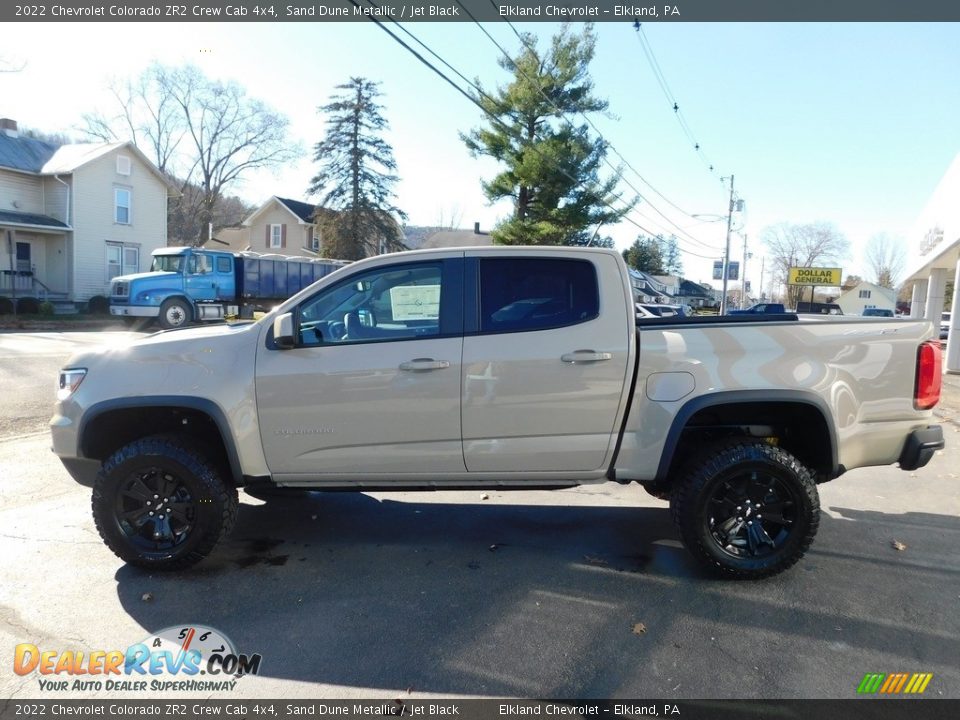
[71,148,168,301]
[0,170,44,215]
[41,176,70,224]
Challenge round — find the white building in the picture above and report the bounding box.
[836,281,896,316]
[903,152,960,373]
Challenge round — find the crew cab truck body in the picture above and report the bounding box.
[53,247,945,579]
[109,246,344,329]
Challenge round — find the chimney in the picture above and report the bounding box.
[0,118,19,138]
[474,221,480,234]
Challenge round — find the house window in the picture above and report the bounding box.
[311,232,320,251]
[116,155,131,176]
[115,188,131,224]
[859,289,871,299]
[106,243,139,281]
[270,224,282,249]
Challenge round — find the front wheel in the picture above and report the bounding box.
[159,298,192,329]
[670,441,819,579]
[92,436,238,570]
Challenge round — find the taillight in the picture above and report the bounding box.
[914,340,942,410]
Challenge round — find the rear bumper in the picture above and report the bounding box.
[898,425,944,471]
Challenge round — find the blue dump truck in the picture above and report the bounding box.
[109,247,346,329]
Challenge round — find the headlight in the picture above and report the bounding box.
[57,369,87,401]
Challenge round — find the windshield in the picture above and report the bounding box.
[151,255,184,273]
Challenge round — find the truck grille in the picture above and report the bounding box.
[111,281,129,298]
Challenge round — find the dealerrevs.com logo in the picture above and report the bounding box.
[14,625,262,693]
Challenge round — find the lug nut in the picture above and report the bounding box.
[149,511,154,516]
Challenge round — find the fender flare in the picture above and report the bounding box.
[654,389,839,483]
[78,396,243,483]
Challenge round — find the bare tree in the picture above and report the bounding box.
[864,232,906,289]
[80,63,299,244]
[436,204,464,230]
[760,222,850,308]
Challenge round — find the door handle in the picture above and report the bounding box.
[561,350,613,363]
[399,358,451,372]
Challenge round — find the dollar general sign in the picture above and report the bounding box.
[788,267,842,286]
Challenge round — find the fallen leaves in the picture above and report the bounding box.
[891,540,907,551]
[632,622,647,635]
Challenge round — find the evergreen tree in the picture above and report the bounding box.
[659,235,684,275]
[622,236,665,274]
[307,78,407,260]
[461,24,633,246]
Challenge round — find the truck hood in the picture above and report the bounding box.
[113,270,178,284]
[62,322,262,377]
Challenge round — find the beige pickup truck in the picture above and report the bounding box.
[51,247,944,578]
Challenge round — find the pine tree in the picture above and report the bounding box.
[307,78,407,260]
[659,235,684,275]
[623,236,665,274]
[462,24,633,246]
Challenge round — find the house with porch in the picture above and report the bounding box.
[0,118,174,311]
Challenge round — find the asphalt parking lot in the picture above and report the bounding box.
[0,331,958,702]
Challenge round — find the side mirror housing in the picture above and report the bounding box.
[273,312,295,349]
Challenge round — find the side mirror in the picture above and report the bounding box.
[273,312,295,349]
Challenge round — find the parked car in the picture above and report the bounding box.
[796,302,843,315]
[639,303,688,318]
[728,302,787,315]
[942,311,951,340]
[862,308,894,318]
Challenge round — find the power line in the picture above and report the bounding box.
[633,22,723,183]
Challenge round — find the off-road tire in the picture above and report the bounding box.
[92,436,238,570]
[670,440,819,579]
[159,298,192,329]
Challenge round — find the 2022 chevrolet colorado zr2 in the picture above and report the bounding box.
[51,247,945,578]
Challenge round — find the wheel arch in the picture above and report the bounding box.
[655,390,838,485]
[78,397,243,486]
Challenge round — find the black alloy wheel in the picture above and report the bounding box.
[671,440,819,579]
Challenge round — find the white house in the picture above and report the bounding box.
[836,281,896,315]
[0,118,175,309]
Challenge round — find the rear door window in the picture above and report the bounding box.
[478,258,599,334]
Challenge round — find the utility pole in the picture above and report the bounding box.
[720,175,735,315]
[740,233,749,309]
[759,255,766,300]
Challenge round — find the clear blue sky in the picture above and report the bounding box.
[3,21,958,288]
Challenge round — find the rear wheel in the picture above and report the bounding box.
[92,436,238,570]
[670,440,819,579]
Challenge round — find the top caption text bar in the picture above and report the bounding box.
[6,0,960,23]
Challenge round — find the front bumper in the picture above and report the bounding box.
[110,305,159,317]
[898,425,945,471]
